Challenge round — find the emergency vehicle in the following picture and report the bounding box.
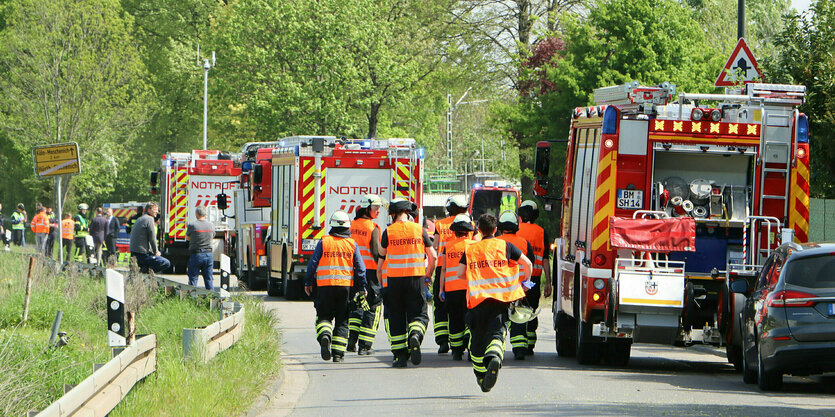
[534,81,810,367]
[248,136,424,299]
[153,150,241,272]
[229,141,280,290]
[102,201,147,265]
[469,180,521,219]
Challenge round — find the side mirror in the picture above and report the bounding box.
[730,279,748,294]
[253,163,263,184]
[216,193,228,211]
[534,141,550,178]
[149,170,159,195]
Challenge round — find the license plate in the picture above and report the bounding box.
[829,303,835,316]
[301,239,318,251]
[617,189,643,210]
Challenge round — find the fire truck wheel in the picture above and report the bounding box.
[604,339,631,367]
[555,311,576,357]
[726,343,743,371]
[284,277,301,300]
[576,318,602,365]
[267,276,282,297]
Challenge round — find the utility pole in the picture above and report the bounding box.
[199,47,216,151]
[446,87,487,171]
[738,0,745,40]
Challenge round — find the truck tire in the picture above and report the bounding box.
[576,317,602,365]
[741,342,757,384]
[267,275,282,297]
[284,276,302,300]
[726,343,743,371]
[604,339,631,367]
[556,311,576,357]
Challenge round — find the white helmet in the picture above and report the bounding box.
[359,194,383,208]
[450,213,474,232]
[77,203,89,210]
[509,299,541,324]
[329,210,351,228]
[445,195,469,214]
[518,200,539,221]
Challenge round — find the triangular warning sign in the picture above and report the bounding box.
[715,38,764,87]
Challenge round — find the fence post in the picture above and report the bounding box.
[22,257,34,322]
[106,269,127,347]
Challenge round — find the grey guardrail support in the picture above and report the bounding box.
[35,334,157,417]
[182,302,245,363]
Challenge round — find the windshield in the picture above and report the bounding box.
[784,254,835,289]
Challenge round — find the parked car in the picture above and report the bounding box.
[732,242,835,390]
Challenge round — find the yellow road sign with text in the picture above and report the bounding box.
[32,142,81,177]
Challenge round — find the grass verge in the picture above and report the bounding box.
[0,251,281,417]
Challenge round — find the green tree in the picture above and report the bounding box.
[764,0,835,197]
[0,0,151,208]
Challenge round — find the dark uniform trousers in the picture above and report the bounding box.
[510,275,541,353]
[466,298,509,378]
[444,289,469,353]
[315,286,351,357]
[348,269,383,349]
[383,276,429,355]
[432,267,449,346]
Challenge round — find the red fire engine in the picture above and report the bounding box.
[245,136,425,299]
[534,82,810,367]
[468,180,521,219]
[153,150,241,272]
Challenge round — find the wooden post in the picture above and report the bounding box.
[22,257,34,322]
[127,312,136,345]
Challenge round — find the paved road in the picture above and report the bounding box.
[257,293,835,417]
[157,274,835,416]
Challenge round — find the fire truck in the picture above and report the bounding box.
[534,82,810,367]
[469,180,521,219]
[248,136,425,299]
[152,150,241,272]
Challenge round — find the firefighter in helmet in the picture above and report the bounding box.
[74,203,92,262]
[304,211,368,363]
[514,200,552,357]
[430,195,469,354]
[457,214,532,392]
[496,211,536,360]
[347,194,385,355]
[437,213,476,360]
[379,198,436,368]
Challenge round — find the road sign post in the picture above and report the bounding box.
[32,142,81,265]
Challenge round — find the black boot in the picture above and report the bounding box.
[347,334,357,352]
[393,352,408,368]
[452,350,464,361]
[319,335,332,361]
[481,356,501,392]
[408,333,422,365]
[513,348,526,360]
[437,342,450,354]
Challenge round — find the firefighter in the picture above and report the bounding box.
[304,211,367,363]
[61,213,75,261]
[457,214,532,392]
[30,206,50,255]
[10,203,27,247]
[379,198,436,368]
[347,194,384,355]
[437,213,475,361]
[430,196,468,353]
[515,200,552,357]
[74,203,91,262]
[496,211,536,360]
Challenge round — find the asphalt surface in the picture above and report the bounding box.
[160,274,835,416]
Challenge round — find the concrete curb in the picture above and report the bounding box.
[246,353,309,417]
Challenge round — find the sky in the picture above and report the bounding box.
[790,0,813,13]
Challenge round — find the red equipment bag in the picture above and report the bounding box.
[609,216,696,252]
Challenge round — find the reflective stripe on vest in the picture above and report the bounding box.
[316,235,356,287]
[384,221,425,278]
[498,233,528,281]
[11,212,25,230]
[61,219,74,239]
[350,218,379,270]
[465,238,524,309]
[380,259,388,288]
[443,237,474,292]
[518,223,545,276]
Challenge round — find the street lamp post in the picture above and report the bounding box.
[446,87,487,171]
[199,48,216,151]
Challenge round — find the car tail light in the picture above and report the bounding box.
[772,336,791,341]
[767,290,818,307]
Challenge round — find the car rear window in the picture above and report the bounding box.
[784,254,835,289]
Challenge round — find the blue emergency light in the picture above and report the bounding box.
[798,115,809,143]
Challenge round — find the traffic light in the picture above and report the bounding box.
[216,193,228,211]
[149,170,159,195]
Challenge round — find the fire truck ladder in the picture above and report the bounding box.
[757,107,791,220]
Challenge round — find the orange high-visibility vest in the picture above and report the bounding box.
[384,221,425,278]
[518,223,545,276]
[61,219,74,240]
[443,237,474,292]
[498,233,528,281]
[316,235,356,287]
[31,212,49,234]
[465,238,524,309]
[435,216,455,251]
[350,218,379,270]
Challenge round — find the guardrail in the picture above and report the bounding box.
[33,334,157,417]
[183,302,245,363]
